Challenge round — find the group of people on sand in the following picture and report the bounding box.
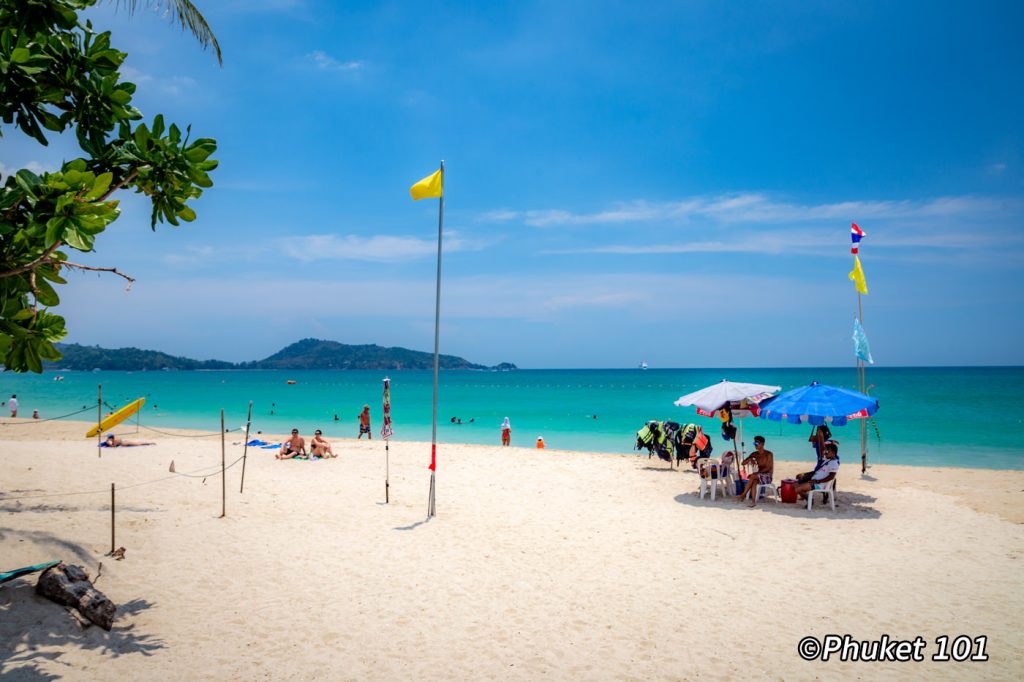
[277,428,336,459]
[724,426,840,507]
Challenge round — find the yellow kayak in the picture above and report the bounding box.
[86,397,146,438]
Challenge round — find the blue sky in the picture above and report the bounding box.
[3,0,1022,368]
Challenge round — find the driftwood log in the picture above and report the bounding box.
[36,562,116,630]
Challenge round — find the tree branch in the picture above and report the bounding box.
[61,261,135,291]
[0,241,64,279]
[97,169,138,203]
[0,169,139,280]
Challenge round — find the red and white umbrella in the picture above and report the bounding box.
[382,377,393,503]
[381,377,393,439]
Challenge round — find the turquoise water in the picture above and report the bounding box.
[4,367,1023,469]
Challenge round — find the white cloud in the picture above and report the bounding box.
[483,193,1013,228]
[120,66,153,84]
[0,160,52,177]
[308,51,364,73]
[277,232,484,263]
[160,76,196,96]
[120,66,195,96]
[162,245,217,266]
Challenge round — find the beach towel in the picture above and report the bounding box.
[247,439,283,449]
[0,560,60,585]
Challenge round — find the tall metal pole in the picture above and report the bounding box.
[427,160,444,518]
[858,293,867,474]
[220,409,226,518]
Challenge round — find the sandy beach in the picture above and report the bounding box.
[1,418,1022,680]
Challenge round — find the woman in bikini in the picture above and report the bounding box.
[310,430,335,458]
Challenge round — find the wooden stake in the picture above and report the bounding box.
[97,384,102,458]
[220,409,226,518]
[110,483,115,554]
[240,400,252,494]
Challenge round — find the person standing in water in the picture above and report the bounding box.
[500,417,512,446]
[358,405,372,439]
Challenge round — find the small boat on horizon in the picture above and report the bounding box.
[639,361,648,370]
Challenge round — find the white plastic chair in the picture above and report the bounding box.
[718,453,736,495]
[698,458,726,501]
[807,479,836,511]
[756,479,780,503]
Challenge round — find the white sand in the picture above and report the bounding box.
[1,418,1022,680]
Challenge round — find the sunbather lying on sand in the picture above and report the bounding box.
[103,434,155,447]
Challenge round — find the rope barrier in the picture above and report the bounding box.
[0,405,96,425]
[0,453,248,501]
[137,424,244,438]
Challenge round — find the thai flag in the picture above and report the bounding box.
[851,222,865,254]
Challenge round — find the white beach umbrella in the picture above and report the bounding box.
[674,380,781,413]
[674,380,781,470]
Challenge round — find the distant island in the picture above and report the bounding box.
[42,338,517,372]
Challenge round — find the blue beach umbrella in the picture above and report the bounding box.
[758,382,878,426]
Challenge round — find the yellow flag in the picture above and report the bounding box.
[410,168,443,200]
[848,255,868,295]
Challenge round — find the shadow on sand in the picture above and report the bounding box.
[393,517,433,532]
[0,533,165,680]
[673,489,881,520]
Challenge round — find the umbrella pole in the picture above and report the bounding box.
[385,438,390,504]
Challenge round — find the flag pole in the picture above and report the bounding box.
[858,292,867,474]
[427,160,444,518]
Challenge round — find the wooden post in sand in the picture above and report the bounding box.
[240,401,252,494]
[97,384,102,458]
[110,483,115,554]
[220,409,226,518]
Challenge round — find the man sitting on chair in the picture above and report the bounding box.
[738,436,773,507]
[794,442,840,501]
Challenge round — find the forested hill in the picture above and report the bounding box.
[43,339,517,371]
[47,344,235,371]
[238,338,515,370]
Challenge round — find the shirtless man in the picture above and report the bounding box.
[358,405,372,440]
[277,429,306,459]
[738,435,774,507]
[311,429,335,458]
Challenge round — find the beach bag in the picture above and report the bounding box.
[721,422,736,441]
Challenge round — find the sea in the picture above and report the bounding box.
[4,367,1023,470]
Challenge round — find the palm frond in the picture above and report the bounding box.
[115,1,222,66]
